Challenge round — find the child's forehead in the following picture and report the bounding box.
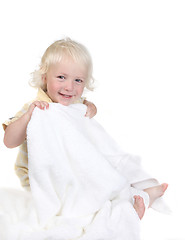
[50,57,86,69]
[48,58,88,76]
[50,52,86,66]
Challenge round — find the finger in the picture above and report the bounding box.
[35,101,49,110]
[85,112,90,117]
[85,109,91,118]
[40,101,49,109]
[85,108,96,118]
[86,111,95,119]
[34,102,44,109]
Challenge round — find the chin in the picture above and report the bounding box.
[59,101,72,106]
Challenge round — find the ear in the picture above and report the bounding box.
[41,74,47,91]
[42,73,47,84]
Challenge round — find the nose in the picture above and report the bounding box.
[64,80,74,92]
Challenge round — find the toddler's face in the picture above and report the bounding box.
[43,58,87,106]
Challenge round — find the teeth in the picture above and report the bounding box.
[61,93,72,97]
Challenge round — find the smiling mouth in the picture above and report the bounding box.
[59,93,73,99]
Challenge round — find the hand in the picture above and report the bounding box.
[27,101,49,119]
[4,101,50,149]
[84,100,97,118]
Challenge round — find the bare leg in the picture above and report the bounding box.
[133,195,145,220]
[144,183,168,207]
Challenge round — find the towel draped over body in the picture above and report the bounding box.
[0,103,169,240]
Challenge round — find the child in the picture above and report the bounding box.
[3,37,168,221]
[3,38,97,190]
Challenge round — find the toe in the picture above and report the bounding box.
[162,183,168,192]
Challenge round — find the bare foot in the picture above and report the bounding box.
[133,195,145,220]
[144,183,168,207]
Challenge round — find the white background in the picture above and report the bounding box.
[0,1,184,239]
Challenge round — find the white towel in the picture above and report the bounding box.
[27,103,127,226]
[0,103,169,240]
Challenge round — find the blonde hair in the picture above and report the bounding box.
[30,37,94,91]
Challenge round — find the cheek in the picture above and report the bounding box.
[77,86,85,96]
[47,81,60,92]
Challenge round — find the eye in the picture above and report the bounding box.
[75,79,83,83]
[57,75,65,80]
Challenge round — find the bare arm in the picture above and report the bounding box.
[4,101,49,148]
